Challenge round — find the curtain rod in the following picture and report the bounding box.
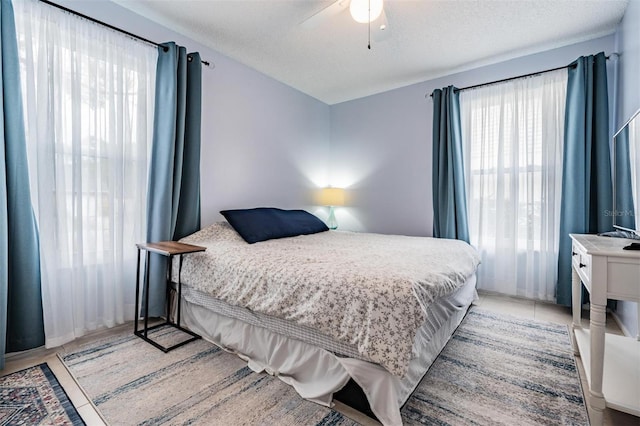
[427,54,617,98]
[38,0,213,68]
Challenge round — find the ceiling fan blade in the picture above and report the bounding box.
[300,0,350,29]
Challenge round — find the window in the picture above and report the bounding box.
[15,0,157,346]
[460,70,567,300]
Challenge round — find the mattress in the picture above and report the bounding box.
[175,222,481,377]
[181,274,477,426]
[183,285,366,360]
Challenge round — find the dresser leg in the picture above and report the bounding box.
[588,397,605,426]
[636,303,640,341]
[571,268,581,355]
[589,302,607,426]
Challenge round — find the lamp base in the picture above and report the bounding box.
[327,206,338,230]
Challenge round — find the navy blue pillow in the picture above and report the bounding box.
[220,208,329,244]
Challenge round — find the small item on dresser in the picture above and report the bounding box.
[598,230,639,239]
[623,242,640,250]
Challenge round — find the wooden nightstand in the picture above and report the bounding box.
[135,241,206,352]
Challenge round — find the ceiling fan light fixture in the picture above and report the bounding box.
[349,0,383,24]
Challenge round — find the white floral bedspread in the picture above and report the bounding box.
[175,222,480,377]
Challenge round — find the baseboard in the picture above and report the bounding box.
[611,310,634,338]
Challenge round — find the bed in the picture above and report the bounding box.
[171,210,480,425]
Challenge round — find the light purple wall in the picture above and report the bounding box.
[330,35,616,235]
[53,0,331,228]
[613,0,640,338]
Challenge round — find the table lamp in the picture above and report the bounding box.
[319,187,345,230]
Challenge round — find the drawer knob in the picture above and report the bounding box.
[572,251,578,256]
[579,262,587,268]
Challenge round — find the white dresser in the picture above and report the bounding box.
[570,234,640,425]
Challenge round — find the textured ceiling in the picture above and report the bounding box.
[113,0,628,105]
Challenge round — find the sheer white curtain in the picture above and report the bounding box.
[460,70,567,301]
[15,0,156,347]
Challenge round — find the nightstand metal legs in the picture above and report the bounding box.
[134,246,201,352]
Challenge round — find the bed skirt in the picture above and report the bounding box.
[180,275,477,426]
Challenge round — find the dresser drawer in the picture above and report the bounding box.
[572,241,591,287]
[607,260,640,301]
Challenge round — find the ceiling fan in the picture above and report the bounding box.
[300,0,390,47]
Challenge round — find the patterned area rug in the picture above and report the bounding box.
[401,309,588,425]
[0,363,84,425]
[62,309,588,425]
[62,326,357,425]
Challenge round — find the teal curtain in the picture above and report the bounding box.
[557,53,612,306]
[145,43,202,317]
[432,86,470,243]
[1,0,45,369]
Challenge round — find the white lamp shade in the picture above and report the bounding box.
[318,187,345,206]
[349,0,383,23]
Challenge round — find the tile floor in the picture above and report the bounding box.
[2,292,638,425]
